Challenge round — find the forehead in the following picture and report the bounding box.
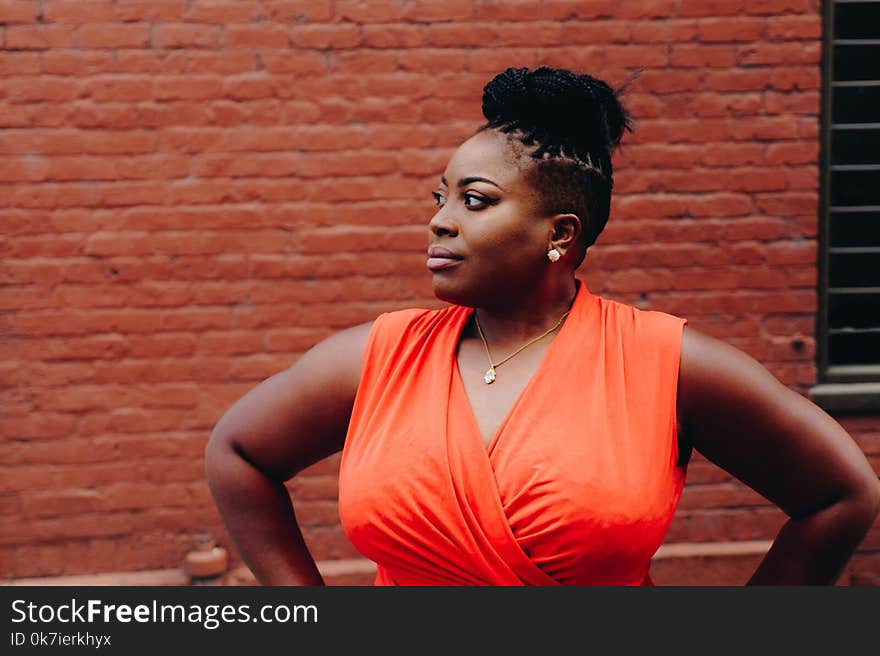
[442,129,529,190]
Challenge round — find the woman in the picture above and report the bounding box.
[205,66,880,586]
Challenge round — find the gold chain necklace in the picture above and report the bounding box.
[473,309,571,384]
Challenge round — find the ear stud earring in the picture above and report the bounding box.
[547,248,561,263]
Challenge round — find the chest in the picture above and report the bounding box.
[455,336,553,449]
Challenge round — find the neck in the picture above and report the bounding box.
[471,276,579,346]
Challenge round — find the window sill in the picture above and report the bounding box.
[809,383,880,413]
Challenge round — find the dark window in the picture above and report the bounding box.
[819,0,880,386]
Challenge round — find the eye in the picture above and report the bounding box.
[431,191,445,207]
[463,193,495,210]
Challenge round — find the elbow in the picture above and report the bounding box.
[204,429,289,486]
[840,475,880,529]
[204,428,237,486]
[866,477,880,522]
[856,469,880,517]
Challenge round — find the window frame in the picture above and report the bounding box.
[810,0,880,412]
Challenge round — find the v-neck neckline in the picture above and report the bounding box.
[450,280,585,455]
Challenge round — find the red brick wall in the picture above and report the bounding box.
[2,0,877,584]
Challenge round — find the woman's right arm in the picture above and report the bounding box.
[204,320,374,585]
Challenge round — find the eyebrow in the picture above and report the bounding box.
[440,175,505,191]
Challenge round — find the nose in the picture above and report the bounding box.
[428,206,458,237]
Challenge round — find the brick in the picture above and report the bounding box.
[65,103,145,130]
[3,234,87,257]
[153,24,223,49]
[697,17,765,42]
[362,23,429,47]
[43,1,115,22]
[74,23,151,49]
[604,45,670,68]
[483,0,549,21]
[227,24,290,48]
[737,42,820,66]
[186,1,261,23]
[699,142,765,166]
[488,22,565,47]
[0,465,55,493]
[193,330,264,355]
[335,0,405,23]
[153,76,223,100]
[534,45,608,72]
[329,49,400,74]
[765,14,820,40]
[0,157,49,183]
[428,22,498,47]
[686,193,756,217]
[728,117,799,140]
[8,545,67,576]
[694,91,762,116]
[754,191,816,215]
[0,412,78,440]
[302,525,362,560]
[705,69,775,92]
[612,0,676,19]
[671,44,737,68]
[783,165,817,190]
[0,52,40,74]
[666,508,784,542]
[294,500,340,526]
[402,48,471,73]
[4,76,81,103]
[743,0,812,16]
[290,24,361,48]
[630,19,697,43]
[623,144,701,169]
[289,475,340,501]
[5,25,75,49]
[561,20,631,44]
[540,0,611,20]
[679,482,768,510]
[114,1,186,21]
[262,0,333,22]
[765,240,816,265]
[22,490,104,517]
[764,90,819,115]
[0,0,41,23]
[634,70,703,94]
[679,0,744,16]
[261,51,326,75]
[797,115,819,138]
[403,0,473,22]
[41,50,114,75]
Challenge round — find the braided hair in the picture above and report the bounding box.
[478,66,632,259]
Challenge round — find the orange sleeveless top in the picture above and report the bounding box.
[338,279,689,585]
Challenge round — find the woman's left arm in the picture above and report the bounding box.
[677,326,880,585]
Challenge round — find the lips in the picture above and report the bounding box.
[427,245,463,271]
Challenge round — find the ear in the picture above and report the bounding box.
[548,213,582,254]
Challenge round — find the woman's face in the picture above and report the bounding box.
[427,129,554,308]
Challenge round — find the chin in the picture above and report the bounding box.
[431,277,472,307]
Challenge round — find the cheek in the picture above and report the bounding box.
[479,207,542,250]
[495,219,544,256]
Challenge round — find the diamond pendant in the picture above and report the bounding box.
[483,367,496,384]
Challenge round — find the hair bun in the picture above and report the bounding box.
[481,66,631,160]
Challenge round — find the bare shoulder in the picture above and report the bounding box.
[676,324,878,517]
[209,319,374,481]
[677,324,803,438]
[296,319,375,392]
[679,325,792,402]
